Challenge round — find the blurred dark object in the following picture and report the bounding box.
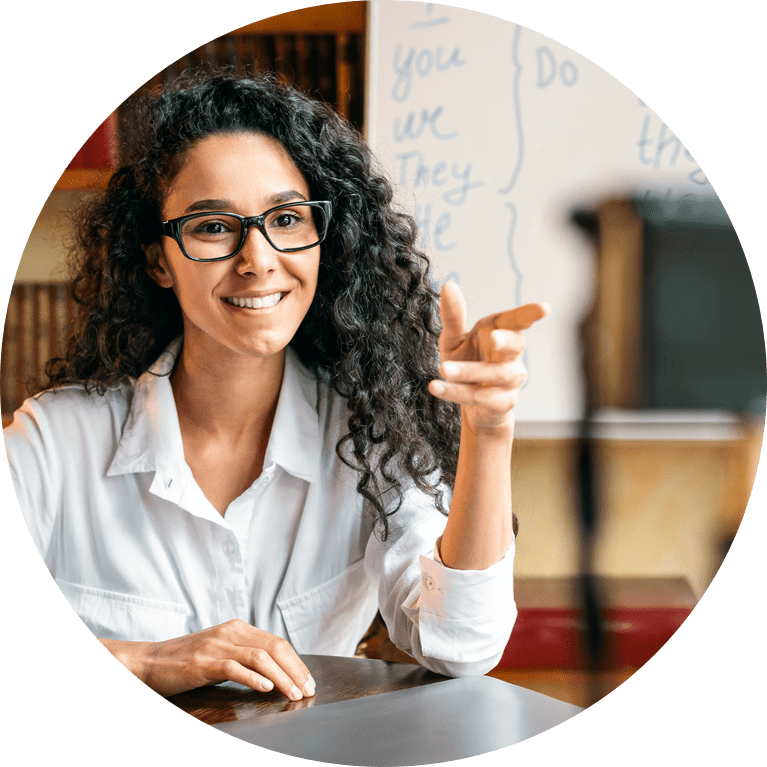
[570,193,765,705]
[573,195,766,415]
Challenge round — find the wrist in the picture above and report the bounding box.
[100,638,152,685]
[462,406,515,441]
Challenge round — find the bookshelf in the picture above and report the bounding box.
[53,2,368,191]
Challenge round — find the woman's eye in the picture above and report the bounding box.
[198,221,225,234]
[189,218,235,237]
[273,212,301,228]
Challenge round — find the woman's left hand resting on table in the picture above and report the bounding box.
[428,281,550,571]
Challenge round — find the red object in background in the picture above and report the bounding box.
[498,577,696,671]
[66,112,118,170]
[499,606,693,670]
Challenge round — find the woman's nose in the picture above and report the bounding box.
[235,226,280,276]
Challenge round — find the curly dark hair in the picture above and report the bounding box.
[45,69,467,540]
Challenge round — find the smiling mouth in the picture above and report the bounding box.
[224,292,285,309]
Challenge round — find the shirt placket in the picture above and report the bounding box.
[217,464,277,623]
[216,526,246,622]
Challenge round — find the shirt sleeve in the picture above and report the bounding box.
[364,485,517,677]
[3,397,62,566]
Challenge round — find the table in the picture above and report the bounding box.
[168,653,446,725]
[169,655,582,765]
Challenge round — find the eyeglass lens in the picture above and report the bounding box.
[180,203,325,259]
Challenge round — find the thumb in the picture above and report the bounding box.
[440,280,468,352]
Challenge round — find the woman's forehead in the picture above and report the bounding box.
[164,132,309,213]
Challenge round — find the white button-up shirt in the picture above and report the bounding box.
[4,339,517,677]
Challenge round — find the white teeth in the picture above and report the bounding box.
[225,293,283,309]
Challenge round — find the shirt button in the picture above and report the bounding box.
[424,574,435,591]
[222,540,236,556]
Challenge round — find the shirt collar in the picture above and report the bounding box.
[108,338,320,484]
[107,338,185,480]
[265,345,321,483]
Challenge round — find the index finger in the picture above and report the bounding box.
[492,302,551,331]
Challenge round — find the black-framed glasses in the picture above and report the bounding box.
[160,200,332,262]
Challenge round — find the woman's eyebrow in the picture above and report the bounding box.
[269,190,309,205]
[184,199,232,213]
[182,191,308,215]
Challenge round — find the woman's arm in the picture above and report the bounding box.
[428,281,549,570]
[439,414,514,569]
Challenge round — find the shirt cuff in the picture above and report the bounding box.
[403,539,517,664]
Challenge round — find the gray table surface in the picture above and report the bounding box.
[213,674,583,765]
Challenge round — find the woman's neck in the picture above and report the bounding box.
[170,339,285,442]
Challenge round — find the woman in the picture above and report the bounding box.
[4,71,548,701]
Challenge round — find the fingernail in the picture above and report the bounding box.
[308,674,317,687]
[431,381,446,395]
[290,685,303,701]
[491,330,505,347]
[304,681,316,697]
[261,679,274,692]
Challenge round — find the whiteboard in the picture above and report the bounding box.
[366,1,714,422]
